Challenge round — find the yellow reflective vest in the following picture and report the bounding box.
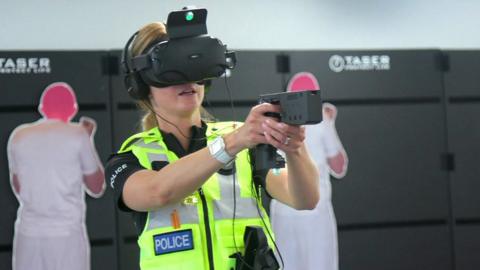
[118,122,274,270]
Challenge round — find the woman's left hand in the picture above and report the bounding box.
[262,117,305,154]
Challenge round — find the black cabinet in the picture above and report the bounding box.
[444,50,480,270]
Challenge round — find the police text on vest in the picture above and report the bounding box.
[153,229,194,255]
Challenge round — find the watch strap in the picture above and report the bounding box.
[208,136,234,164]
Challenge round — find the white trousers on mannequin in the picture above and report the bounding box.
[13,228,90,270]
[271,199,338,270]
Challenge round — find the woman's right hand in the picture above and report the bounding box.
[224,103,280,155]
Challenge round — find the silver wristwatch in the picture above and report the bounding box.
[208,136,235,164]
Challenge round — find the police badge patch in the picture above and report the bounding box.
[153,229,194,255]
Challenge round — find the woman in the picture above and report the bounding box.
[106,22,319,270]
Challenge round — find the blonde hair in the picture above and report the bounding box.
[131,22,167,57]
[129,22,165,131]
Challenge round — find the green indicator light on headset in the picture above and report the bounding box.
[185,11,194,21]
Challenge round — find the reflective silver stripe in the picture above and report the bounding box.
[143,143,200,230]
[134,140,164,150]
[147,204,199,229]
[147,152,168,163]
[213,173,262,220]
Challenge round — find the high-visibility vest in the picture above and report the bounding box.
[118,122,274,270]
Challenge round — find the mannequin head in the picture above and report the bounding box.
[38,82,78,122]
[287,72,320,92]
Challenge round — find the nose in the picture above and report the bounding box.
[188,82,205,90]
[177,82,201,93]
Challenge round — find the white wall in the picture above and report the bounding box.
[1,0,479,50]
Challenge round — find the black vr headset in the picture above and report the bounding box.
[121,7,237,100]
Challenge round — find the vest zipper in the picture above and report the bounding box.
[198,187,215,270]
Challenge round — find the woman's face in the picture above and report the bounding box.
[149,82,205,118]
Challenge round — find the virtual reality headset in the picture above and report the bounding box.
[122,7,236,93]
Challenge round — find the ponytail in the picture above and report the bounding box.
[137,101,158,131]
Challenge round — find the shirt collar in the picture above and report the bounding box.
[159,121,208,158]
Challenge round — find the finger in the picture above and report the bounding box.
[282,125,305,139]
[278,128,305,150]
[264,121,288,141]
[253,103,281,116]
[251,133,268,145]
[285,128,305,142]
[263,131,300,153]
[238,124,266,147]
[263,131,285,150]
[264,119,304,142]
